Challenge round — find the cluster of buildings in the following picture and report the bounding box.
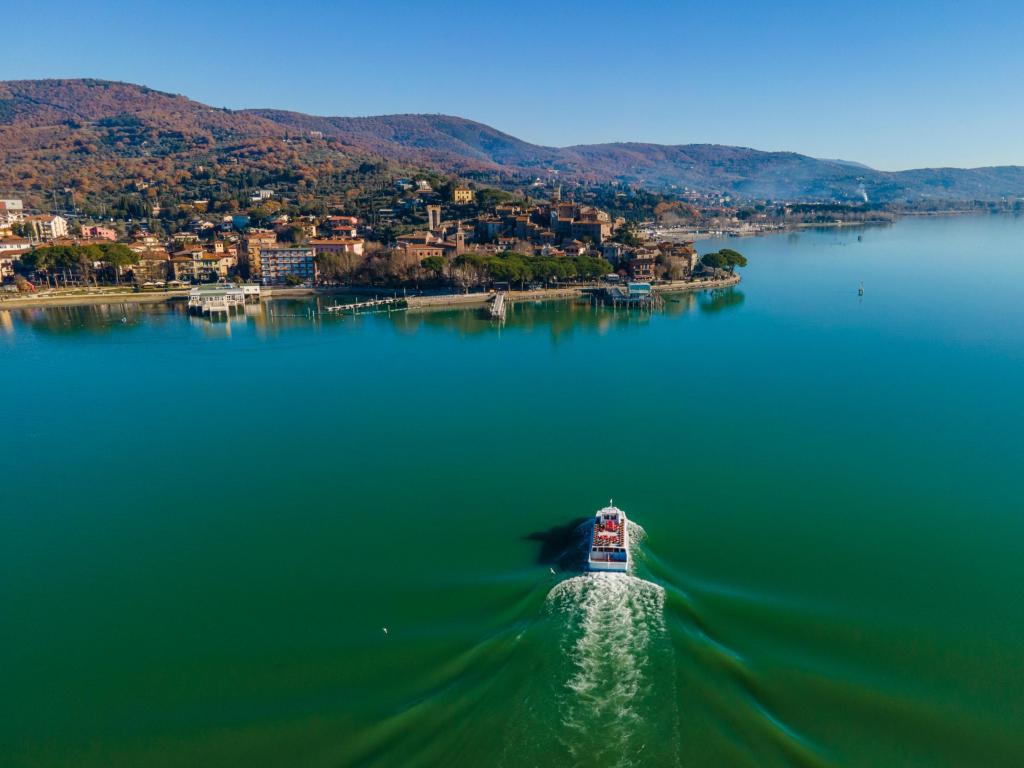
[603,240,700,281]
[0,196,367,287]
[0,199,75,279]
[395,189,701,282]
[1,185,706,289]
[0,200,71,241]
[136,221,363,287]
[393,191,616,265]
[487,193,613,248]
[238,215,362,284]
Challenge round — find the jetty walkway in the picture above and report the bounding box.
[490,292,506,320]
[323,297,407,315]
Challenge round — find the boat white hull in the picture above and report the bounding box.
[587,503,631,572]
[588,557,629,572]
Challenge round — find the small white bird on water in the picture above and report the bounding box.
[549,567,556,575]
[382,627,389,635]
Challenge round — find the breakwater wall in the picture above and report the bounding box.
[652,274,741,294]
[406,292,491,308]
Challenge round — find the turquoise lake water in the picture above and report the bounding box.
[2,214,1023,767]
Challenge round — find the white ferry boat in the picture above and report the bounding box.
[588,502,630,572]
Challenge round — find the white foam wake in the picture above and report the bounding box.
[545,572,667,767]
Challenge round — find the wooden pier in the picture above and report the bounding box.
[489,292,507,321]
[324,297,408,315]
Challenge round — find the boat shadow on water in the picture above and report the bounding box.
[523,517,591,571]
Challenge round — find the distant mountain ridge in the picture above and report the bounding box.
[2,78,1024,204]
[244,108,1024,201]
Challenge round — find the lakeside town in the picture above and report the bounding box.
[0,182,750,310]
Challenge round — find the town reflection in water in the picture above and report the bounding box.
[0,302,177,337]
[395,288,745,340]
[0,288,745,340]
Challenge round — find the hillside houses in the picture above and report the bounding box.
[0,180,706,291]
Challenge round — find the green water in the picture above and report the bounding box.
[2,215,1023,767]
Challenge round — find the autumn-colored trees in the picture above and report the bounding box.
[16,243,139,285]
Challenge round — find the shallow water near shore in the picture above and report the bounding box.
[3,214,1024,767]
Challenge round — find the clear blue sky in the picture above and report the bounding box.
[3,0,1022,170]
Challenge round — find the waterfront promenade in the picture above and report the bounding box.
[0,275,741,312]
[405,274,741,309]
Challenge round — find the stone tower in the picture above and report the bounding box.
[427,204,442,232]
[454,220,466,254]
